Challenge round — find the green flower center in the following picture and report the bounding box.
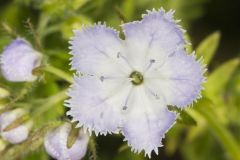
[129,71,144,85]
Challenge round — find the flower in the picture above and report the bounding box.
[0,38,42,82]
[0,108,32,144]
[66,8,205,157]
[44,123,89,160]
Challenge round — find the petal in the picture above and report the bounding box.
[0,38,41,82]
[122,8,185,71]
[122,86,177,157]
[70,24,132,77]
[66,75,132,135]
[145,50,206,108]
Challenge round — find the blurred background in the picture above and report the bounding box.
[0,0,239,160]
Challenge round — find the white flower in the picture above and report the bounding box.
[66,8,205,157]
[44,123,89,160]
[0,38,42,82]
[0,108,32,144]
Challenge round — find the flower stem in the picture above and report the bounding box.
[195,104,240,160]
[31,89,68,117]
[44,65,73,83]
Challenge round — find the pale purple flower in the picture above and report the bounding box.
[66,8,205,157]
[0,38,42,82]
[0,108,32,144]
[44,123,89,160]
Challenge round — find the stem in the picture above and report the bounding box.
[31,89,68,117]
[25,19,43,50]
[44,65,73,83]
[195,105,240,160]
[41,25,60,38]
[88,137,97,160]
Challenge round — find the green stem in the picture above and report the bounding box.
[31,89,68,117]
[89,137,97,160]
[44,65,73,83]
[196,105,240,160]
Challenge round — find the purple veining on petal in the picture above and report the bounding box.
[66,8,205,157]
[145,50,205,108]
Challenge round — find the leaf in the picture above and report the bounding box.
[24,148,49,160]
[168,106,197,126]
[194,98,240,160]
[177,110,197,126]
[204,58,239,105]
[196,31,221,64]
[0,87,9,99]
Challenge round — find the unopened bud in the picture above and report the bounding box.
[0,38,42,82]
[44,123,89,160]
[0,108,32,144]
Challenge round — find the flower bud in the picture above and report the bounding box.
[0,108,32,144]
[0,38,42,82]
[44,123,89,160]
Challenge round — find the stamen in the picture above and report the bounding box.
[100,76,104,82]
[145,86,160,99]
[122,106,128,110]
[117,52,134,69]
[144,59,156,73]
[122,87,133,111]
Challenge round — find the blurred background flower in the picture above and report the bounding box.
[0,0,239,160]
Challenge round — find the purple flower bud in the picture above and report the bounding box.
[0,38,42,82]
[44,123,89,160]
[0,108,32,144]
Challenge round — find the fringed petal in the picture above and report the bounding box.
[122,86,177,157]
[69,24,131,76]
[66,75,132,135]
[145,50,206,108]
[122,8,185,71]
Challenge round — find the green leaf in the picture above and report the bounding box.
[168,106,197,126]
[177,110,197,126]
[196,31,221,64]
[0,87,9,99]
[204,58,239,105]
[24,148,49,160]
[194,98,240,160]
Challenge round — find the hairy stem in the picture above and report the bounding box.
[32,89,68,117]
[44,65,73,83]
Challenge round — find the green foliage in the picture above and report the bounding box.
[196,31,221,65]
[204,58,239,106]
[0,0,239,160]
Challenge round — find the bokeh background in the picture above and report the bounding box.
[0,0,239,160]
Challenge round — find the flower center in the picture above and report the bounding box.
[129,71,144,85]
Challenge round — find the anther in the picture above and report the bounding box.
[100,76,104,82]
[144,59,156,72]
[116,52,134,69]
[122,106,128,110]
